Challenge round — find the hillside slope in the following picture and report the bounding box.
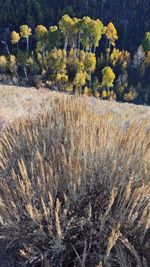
[0,86,150,266]
[1,85,150,133]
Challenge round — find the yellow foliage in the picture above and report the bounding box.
[20,25,32,38]
[0,55,7,67]
[101,90,107,98]
[79,50,86,62]
[84,53,96,72]
[55,73,68,83]
[105,22,118,46]
[90,19,104,48]
[74,71,87,87]
[124,91,136,102]
[35,25,48,38]
[94,91,100,98]
[7,55,17,71]
[102,66,115,88]
[110,48,130,69]
[83,86,91,96]
[11,31,20,44]
[59,14,75,29]
[59,14,76,39]
[47,48,67,74]
[65,83,73,92]
[76,61,85,72]
[37,52,43,64]
[110,48,121,65]
[26,57,34,65]
[49,26,58,33]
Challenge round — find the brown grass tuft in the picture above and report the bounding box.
[0,95,150,266]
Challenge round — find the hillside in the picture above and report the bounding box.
[1,85,150,132]
[0,85,150,266]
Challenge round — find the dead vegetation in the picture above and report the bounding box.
[1,84,150,133]
[0,94,150,267]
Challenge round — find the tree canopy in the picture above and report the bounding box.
[0,0,149,52]
[0,13,150,104]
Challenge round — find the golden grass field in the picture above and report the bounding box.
[1,84,150,131]
[0,85,150,267]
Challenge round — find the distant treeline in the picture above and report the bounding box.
[0,0,150,52]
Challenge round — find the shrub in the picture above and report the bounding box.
[0,55,7,72]
[101,90,107,99]
[124,91,136,102]
[7,55,17,74]
[0,96,150,267]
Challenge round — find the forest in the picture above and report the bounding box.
[0,0,150,51]
[0,13,150,104]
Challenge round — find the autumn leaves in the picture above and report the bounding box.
[7,15,119,96]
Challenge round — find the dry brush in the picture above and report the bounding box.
[0,95,150,266]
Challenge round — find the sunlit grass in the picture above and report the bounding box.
[0,94,150,266]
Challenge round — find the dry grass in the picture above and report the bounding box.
[0,94,150,267]
[0,85,52,131]
[1,84,150,132]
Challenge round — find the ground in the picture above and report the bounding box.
[0,85,150,266]
[1,85,150,133]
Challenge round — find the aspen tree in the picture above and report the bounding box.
[20,25,32,55]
